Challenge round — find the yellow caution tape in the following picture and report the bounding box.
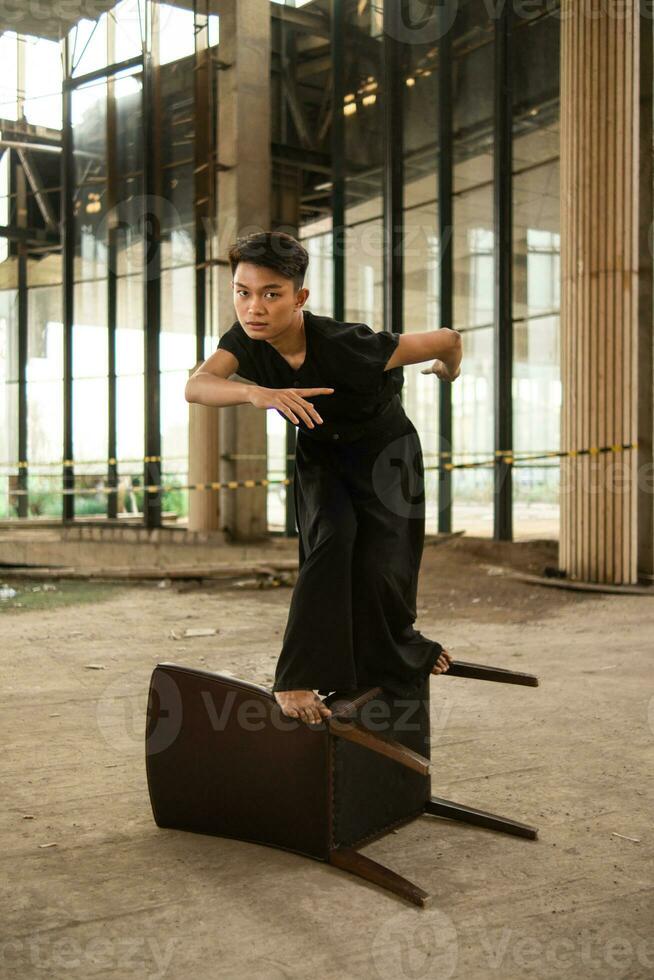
[0,442,639,489]
[5,477,292,497]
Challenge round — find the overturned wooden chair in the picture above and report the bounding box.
[145,659,539,906]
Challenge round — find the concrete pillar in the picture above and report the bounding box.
[214,0,271,541]
[273,163,302,232]
[187,364,221,532]
[559,0,653,584]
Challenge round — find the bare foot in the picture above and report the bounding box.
[431,648,453,675]
[274,689,333,725]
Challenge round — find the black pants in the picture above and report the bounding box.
[271,397,443,697]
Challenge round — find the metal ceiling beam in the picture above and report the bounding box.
[281,65,315,149]
[0,139,60,155]
[15,149,58,230]
[270,6,331,40]
[271,141,330,173]
[0,223,59,245]
[295,51,331,80]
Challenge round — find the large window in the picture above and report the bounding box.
[512,12,560,540]
[1,0,561,539]
[295,1,560,541]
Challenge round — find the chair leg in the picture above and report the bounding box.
[445,660,539,686]
[328,846,430,907]
[425,796,538,839]
[328,719,431,776]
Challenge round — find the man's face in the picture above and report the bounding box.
[232,262,308,340]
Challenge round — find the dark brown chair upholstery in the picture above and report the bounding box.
[146,660,539,905]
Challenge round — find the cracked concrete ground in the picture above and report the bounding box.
[2,535,653,980]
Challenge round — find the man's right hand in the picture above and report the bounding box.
[247,386,335,429]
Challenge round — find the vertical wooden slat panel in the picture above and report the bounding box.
[614,9,625,581]
[596,13,607,583]
[580,3,590,580]
[614,9,630,582]
[606,12,616,585]
[571,0,581,579]
[618,14,638,582]
[560,1,570,575]
[588,14,599,581]
[626,15,640,582]
[560,0,645,584]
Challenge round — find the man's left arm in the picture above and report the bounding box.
[384,327,462,380]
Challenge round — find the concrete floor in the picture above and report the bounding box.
[2,536,653,980]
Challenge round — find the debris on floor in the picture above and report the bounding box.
[169,627,218,640]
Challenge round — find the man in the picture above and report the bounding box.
[186,231,462,725]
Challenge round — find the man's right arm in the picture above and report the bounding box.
[185,348,335,427]
[185,349,256,407]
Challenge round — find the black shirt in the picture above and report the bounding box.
[216,309,404,434]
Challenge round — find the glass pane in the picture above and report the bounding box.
[27,380,63,518]
[161,265,195,511]
[341,0,384,333]
[0,32,18,122]
[0,289,19,383]
[299,229,333,318]
[27,284,63,382]
[72,279,108,514]
[512,11,560,541]
[27,249,63,288]
[116,274,144,376]
[402,20,441,529]
[158,5,194,66]
[73,279,108,379]
[160,50,194,269]
[0,148,13,268]
[403,213,440,531]
[23,35,63,129]
[513,315,561,538]
[26,277,63,517]
[266,411,289,533]
[451,214,494,536]
[113,0,145,62]
[116,273,144,509]
[451,327,494,536]
[114,68,144,277]
[208,15,220,47]
[344,219,383,329]
[0,381,18,518]
[161,165,194,269]
[70,17,108,78]
[451,2,495,536]
[72,79,108,282]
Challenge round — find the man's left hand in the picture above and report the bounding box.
[420,359,461,382]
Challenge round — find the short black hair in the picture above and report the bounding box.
[228,231,309,292]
